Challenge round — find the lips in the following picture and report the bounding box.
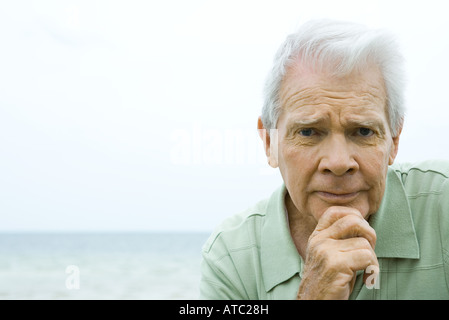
[315,191,360,203]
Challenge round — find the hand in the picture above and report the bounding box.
[297,206,379,300]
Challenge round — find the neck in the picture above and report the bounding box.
[285,192,317,260]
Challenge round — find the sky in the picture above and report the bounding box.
[1,0,449,232]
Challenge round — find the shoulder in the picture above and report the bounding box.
[390,159,449,215]
[392,159,449,254]
[391,159,449,177]
[390,159,449,192]
[202,194,271,257]
[200,186,284,299]
[202,183,286,263]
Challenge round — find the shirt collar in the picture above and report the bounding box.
[369,167,420,259]
[261,185,303,292]
[260,166,420,292]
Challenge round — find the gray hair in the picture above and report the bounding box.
[261,19,406,137]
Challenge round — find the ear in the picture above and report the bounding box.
[257,116,279,168]
[388,124,403,165]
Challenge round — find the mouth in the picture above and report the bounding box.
[315,191,360,203]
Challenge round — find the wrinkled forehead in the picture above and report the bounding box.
[276,62,389,131]
[279,61,387,111]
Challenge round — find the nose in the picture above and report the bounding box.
[318,134,359,176]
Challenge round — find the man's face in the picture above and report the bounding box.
[262,63,401,222]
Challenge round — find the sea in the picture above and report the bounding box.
[0,232,211,300]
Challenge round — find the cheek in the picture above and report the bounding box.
[279,143,316,183]
[279,144,320,215]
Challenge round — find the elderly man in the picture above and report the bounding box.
[199,19,449,299]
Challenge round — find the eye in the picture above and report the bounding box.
[357,127,374,137]
[298,128,315,137]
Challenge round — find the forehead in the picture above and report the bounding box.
[278,63,388,121]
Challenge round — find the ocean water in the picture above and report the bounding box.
[0,232,210,300]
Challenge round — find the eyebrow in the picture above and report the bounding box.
[285,118,326,136]
[286,118,327,129]
[346,119,386,132]
[286,117,386,132]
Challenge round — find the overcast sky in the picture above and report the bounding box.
[1,0,449,232]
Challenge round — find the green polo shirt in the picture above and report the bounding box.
[200,160,449,299]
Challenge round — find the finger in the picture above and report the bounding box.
[334,237,374,252]
[340,248,379,273]
[314,206,364,232]
[336,238,379,286]
[321,214,377,249]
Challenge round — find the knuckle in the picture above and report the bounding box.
[370,229,377,246]
[344,214,364,226]
[334,215,362,234]
[360,248,378,265]
[340,215,374,236]
[322,206,345,221]
[358,237,372,250]
[359,248,374,257]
